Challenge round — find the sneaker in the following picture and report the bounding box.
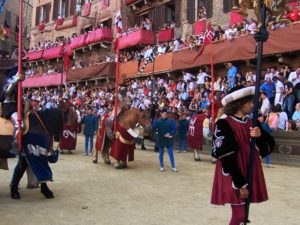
[172,168,178,172]
[89,153,92,156]
[160,167,164,172]
[83,153,88,156]
[266,164,274,168]
[177,150,181,153]
[183,151,187,153]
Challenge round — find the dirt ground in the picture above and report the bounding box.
[0,136,300,225]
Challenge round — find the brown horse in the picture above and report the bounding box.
[93,108,152,169]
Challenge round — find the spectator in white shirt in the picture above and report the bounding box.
[173,38,181,52]
[273,75,284,105]
[196,68,209,86]
[183,71,195,83]
[288,66,300,87]
[260,91,270,116]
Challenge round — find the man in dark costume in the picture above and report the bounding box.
[211,86,275,225]
[0,49,25,154]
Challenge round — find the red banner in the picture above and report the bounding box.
[39,23,45,31]
[158,29,174,43]
[194,19,206,35]
[22,73,66,88]
[230,11,244,26]
[70,34,87,50]
[85,28,113,45]
[24,50,44,61]
[82,3,92,17]
[118,29,154,50]
[42,45,64,60]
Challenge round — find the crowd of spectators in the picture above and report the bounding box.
[25,64,62,77]
[27,38,70,52]
[0,53,14,62]
[24,62,300,132]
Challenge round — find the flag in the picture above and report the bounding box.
[115,10,123,34]
[0,0,6,14]
[62,45,71,71]
[198,22,214,55]
[189,22,214,65]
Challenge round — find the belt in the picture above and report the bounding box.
[115,131,134,145]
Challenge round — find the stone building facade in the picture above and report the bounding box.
[0,0,33,53]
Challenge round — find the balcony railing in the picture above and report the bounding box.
[118,29,155,50]
[23,73,66,88]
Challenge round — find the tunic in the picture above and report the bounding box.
[187,113,206,149]
[152,118,176,148]
[211,115,275,205]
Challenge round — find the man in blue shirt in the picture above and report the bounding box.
[82,109,98,156]
[227,62,237,89]
[260,78,275,105]
[152,109,178,172]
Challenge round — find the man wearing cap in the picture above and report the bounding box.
[152,109,178,172]
[211,86,275,225]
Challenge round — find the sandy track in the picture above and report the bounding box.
[0,136,299,225]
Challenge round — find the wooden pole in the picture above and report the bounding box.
[210,40,215,131]
[113,42,119,131]
[245,1,269,223]
[17,0,23,151]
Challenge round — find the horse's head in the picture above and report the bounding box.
[136,109,153,139]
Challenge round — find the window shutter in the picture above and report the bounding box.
[153,4,164,32]
[45,3,51,23]
[175,0,181,27]
[52,0,59,20]
[223,0,233,13]
[70,0,76,16]
[187,0,195,24]
[205,0,213,18]
[65,0,70,17]
[36,6,41,26]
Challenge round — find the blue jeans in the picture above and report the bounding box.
[178,138,187,152]
[85,135,94,154]
[159,147,175,169]
[283,94,295,119]
[265,155,271,165]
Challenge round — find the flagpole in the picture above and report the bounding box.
[210,40,215,131]
[113,41,119,131]
[17,0,23,151]
[244,1,269,223]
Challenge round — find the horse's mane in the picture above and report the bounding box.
[30,108,64,142]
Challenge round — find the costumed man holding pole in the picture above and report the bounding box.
[210,86,275,225]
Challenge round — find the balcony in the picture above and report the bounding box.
[70,34,87,50]
[42,45,64,60]
[158,28,174,43]
[67,62,116,81]
[23,73,66,88]
[24,50,44,61]
[117,29,155,50]
[85,28,113,45]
